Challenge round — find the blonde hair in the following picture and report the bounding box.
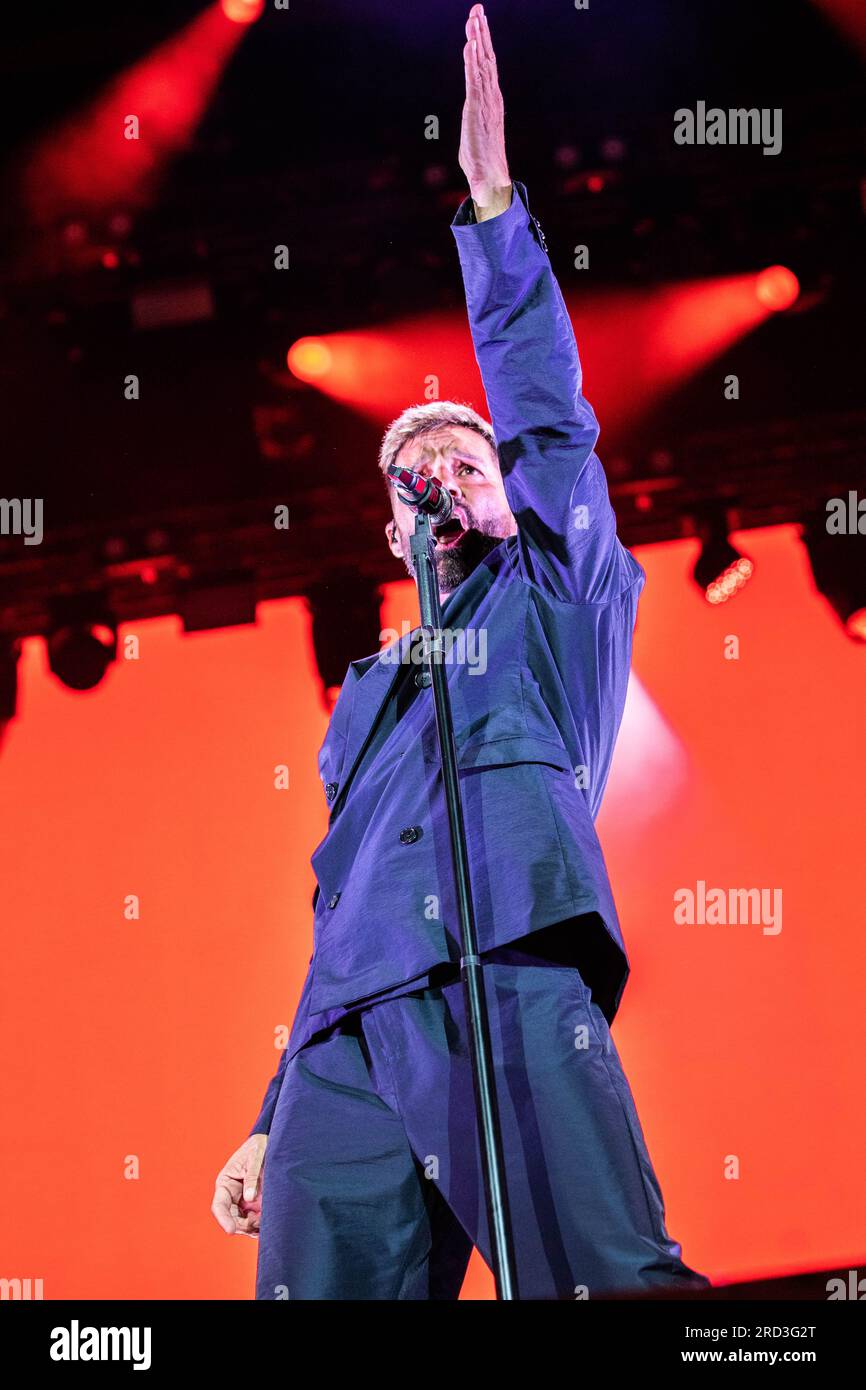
[377,400,496,482]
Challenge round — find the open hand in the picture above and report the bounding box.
[459,4,512,220]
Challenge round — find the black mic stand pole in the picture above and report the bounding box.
[408,511,518,1301]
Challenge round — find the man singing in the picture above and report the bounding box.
[212,5,709,1301]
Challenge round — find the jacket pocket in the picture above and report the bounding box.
[453,732,572,773]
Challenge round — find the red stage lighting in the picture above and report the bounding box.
[221,0,265,22]
[812,0,866,59]
[287,338,334,381]
[755,265,800,312]
[25,5,250,223]
[61,220,88,246]
[283,272,785,437]
[847,608,866,642]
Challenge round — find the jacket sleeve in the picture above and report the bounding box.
[246,926,322,1138]
[247,1043,289,1139]
[450,180,643,604]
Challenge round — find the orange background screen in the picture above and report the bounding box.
[1,523,863,1298]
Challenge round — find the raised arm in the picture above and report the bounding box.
[453,5,642,604]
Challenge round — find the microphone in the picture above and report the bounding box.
[385,464,454,526]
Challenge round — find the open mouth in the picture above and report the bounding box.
[433,515,467,549]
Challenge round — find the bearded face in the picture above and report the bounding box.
[385,425,517,598]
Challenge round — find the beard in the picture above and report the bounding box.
[396,510,505,595]
[434,525,504,594]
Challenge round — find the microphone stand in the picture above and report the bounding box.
[408,510,518,1301]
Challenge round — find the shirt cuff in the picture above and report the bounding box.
[450,180,547,259]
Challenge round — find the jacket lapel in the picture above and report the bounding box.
[330,627,416,815]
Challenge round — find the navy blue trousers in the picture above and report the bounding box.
[255,959,710,1300]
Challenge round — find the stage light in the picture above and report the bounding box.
[703,554,754,605]
[47,622,117,691]
[61,220,88,246]
[286,272,782,436]
[107,211,133,238]
[25,6,251,223]
[755,265,800,312]
[553,144,581,170]
[802,511,866,642]
[423,164,448,188]
[600,136,627,162]
[693,519,754,605]
[848,608,866,641]
[288,338,334,381]
[221,0,265,22]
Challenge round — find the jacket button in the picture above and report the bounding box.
[325,782,338,802]
[414,669,432,688]
[327,892,341,908]
[399,826,421,844]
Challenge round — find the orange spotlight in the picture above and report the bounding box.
[847,608,866,642]
[286,323,472,420]
[283,270,788,438]
[755,265,800,312]
[287,338,334,381]
[221,0,265,22]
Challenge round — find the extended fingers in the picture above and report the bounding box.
[476,7,497,67]
[463,37,481,97]
[466,7,497,71]
[465,11,499,109]
[466,4,482,40]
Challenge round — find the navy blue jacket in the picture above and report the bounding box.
[249,182,645,1138]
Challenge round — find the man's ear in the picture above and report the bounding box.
[385,520,402,558]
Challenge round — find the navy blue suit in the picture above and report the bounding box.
[250,184,709,1299]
